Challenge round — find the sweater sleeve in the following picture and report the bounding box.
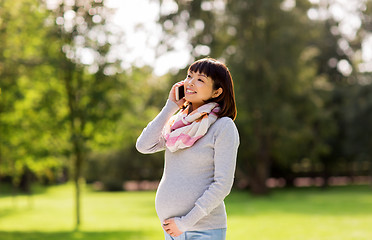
[174,118,240,232]
[136,100,180,154]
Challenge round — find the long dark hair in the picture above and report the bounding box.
[188,58,237,120]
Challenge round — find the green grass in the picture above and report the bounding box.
[0,183,371,240]
[227,186,372,240]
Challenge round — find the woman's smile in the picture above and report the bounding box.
[185,88,197,94]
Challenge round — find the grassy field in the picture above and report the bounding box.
[0,183,371,240]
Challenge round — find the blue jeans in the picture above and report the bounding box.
[164,228,226,240]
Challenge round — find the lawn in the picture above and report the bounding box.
[0,183,371,240]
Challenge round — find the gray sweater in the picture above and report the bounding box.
[136,100,239,232]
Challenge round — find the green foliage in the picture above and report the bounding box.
[85,148,164,191]
[0,0,69,186]
[344,80,372,165]
[83,67,169,190]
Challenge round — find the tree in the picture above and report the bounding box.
[309,0,372,185]
[44,0,125,228]
[0,0,68,194]
[157,0,333,194]
[44,0,170,227]
[1,0,169,227]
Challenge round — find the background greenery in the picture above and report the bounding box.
[1,0,372,236]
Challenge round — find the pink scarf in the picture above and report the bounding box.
[163,102,220,152]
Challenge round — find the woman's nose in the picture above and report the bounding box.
[187,78,195,86]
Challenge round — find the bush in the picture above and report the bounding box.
[84,146,164,191]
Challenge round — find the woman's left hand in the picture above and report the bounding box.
[163,218,183,237]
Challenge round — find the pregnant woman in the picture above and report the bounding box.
[136,58,239,240]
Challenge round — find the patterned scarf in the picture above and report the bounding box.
[163,102,220,152]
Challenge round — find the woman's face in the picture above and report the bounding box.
[184,71,221,110]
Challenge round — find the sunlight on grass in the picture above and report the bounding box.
[1,184,372,240]
[225,186,372,240]
[1,184,162,236]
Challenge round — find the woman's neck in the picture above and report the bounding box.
[189,102,203,112]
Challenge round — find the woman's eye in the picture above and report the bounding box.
[198,79,204,82]
[187,75,191,78]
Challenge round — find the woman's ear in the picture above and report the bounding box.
[212,87,223,98]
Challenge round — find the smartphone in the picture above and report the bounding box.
[175,85,185,101]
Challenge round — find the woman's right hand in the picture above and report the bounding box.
[169,81,186,108]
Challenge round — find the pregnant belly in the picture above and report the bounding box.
[155,177,210,221]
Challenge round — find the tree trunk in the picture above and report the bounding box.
[248,133,271,195]
[370,159,372,189]
[321,158,331,189]
[248,157,270,195]
[73,137,83,229]
[63,61,85,230]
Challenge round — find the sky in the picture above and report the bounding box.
[104,0,372,76]
[105,0,190,76]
